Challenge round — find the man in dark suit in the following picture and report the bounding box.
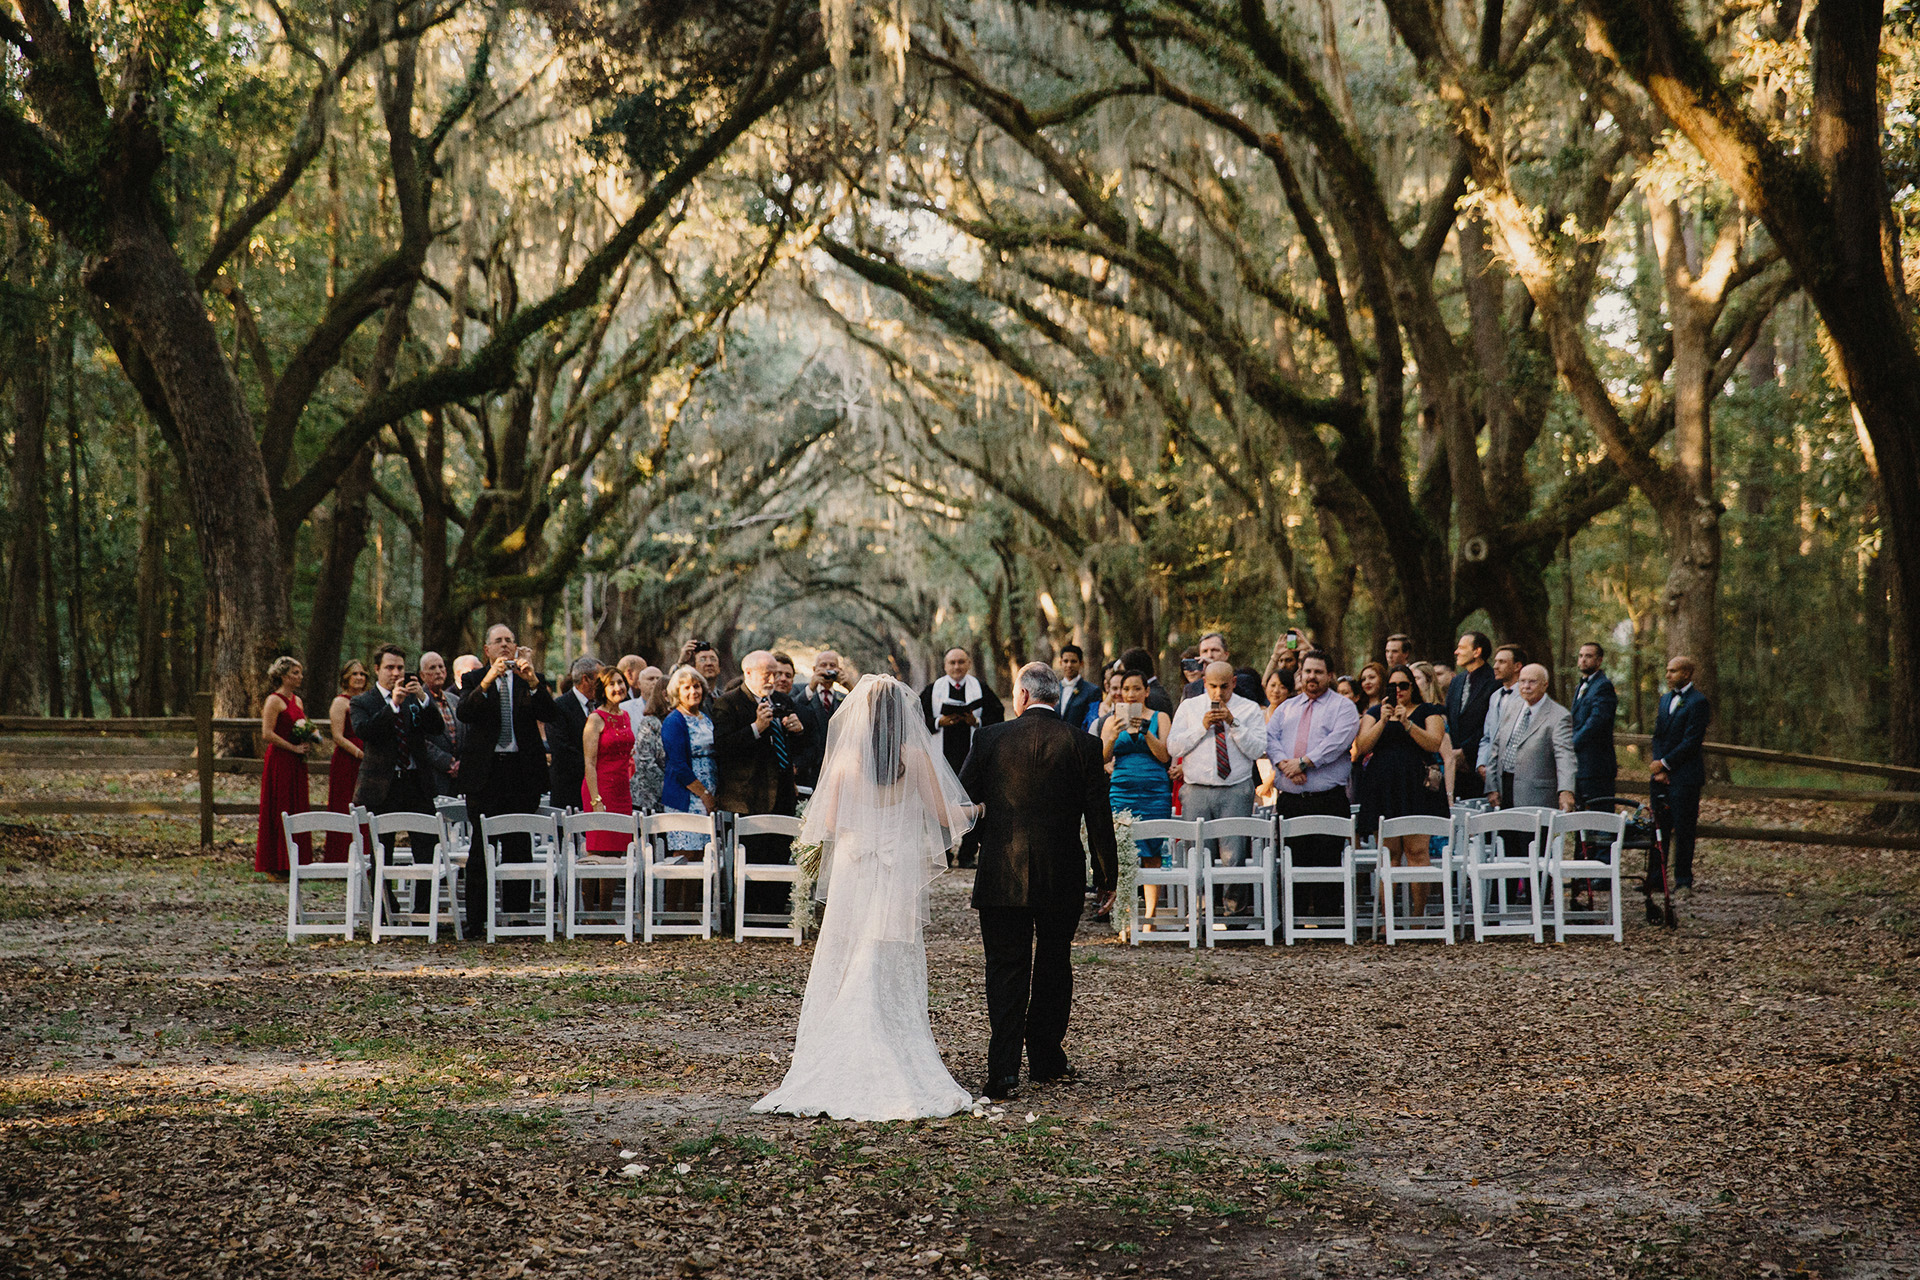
[1056,644,1100,731]
[548,656,601,813]
[1177,632,1265,705]
[713,650,810,913]
[352,645,449,913]
[1570,642,1619,810]
[418,651,461,797]
[959,663,1118,1102]
[1446,631,1497,799]
[1650,654,1711,891]
[794,650,849,791]
[456,624,556,937]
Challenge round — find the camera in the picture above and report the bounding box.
[764,691,798,719]
[1180,657,1203,676]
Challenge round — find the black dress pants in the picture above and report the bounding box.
[369,771,438,911]
[1278,786,1350,916]
[1658,781,1701,887]
[978,905,1082,1084]
[467,778,546,932]
[742,831,796,916]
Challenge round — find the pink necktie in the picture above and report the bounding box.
[1291,695,1315,759]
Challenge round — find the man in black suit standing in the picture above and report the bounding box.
[1446,631,1497,799]
[1650,654,1711,893]
[1571,642,1619,810]
[921,648,1004,869]
[794,650,849,791]
[548,656,601,813]
[351,644,447,912]
[456,624,556,937]
[714,650,811,913]
[959,662,1118,1102]
[1056,644,1100,730]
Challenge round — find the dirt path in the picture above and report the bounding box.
[2,825,1916,1278]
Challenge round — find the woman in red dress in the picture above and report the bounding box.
[581,666,637,913]
[255,656,314,878]
[323,660,369,861]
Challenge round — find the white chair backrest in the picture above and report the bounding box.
[1131,818,1202,861]
[563,810,640,837]
[372,811,445,840]
[481,812,558,841]
[1378,815,1453,841]
[1549,810,1627,838]
[1465,811,1541,837]
[285,810,359,839]
[1198,817,1274,841]
[645,812,714,835]
[736,814,804,839]
[1282,815,1355,841]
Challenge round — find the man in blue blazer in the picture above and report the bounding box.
[1649,655,1711,890]
[1570,642,1618,810]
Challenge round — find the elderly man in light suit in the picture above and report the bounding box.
[1486,664,1576,813]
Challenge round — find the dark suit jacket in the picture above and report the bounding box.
[1446,664,1497,766]
[1570,670,1618,780]
[711,686,809,817]
[1651,684,1711,790]
[793,686,844,790]
[454,668,556,799]
[1144,679,1175,716]
[1059,677,1100,733]
[959,707,1118,915]
[549,691,592,813]
[1181,668,1264,706]
[349,686,447,808]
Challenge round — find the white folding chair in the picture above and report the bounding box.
[733,814,805,945]
[561,811,641,941]
[284,811,365,941]
[1463,810,1544,942]
[434,798,471,929]
[536,803,570,918]
[1128,819,1202,946]
[1546,811,1627,942]
[1198,817,1276,946]
[642,813,720,941]
[1280,815,1357,944]
[367,811,454,942]
[478,812,559,942]
[1375,815,1456,945]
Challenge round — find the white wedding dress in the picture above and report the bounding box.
[754,676,978,1121]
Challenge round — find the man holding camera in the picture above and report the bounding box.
[1180,632,1264,705]
[714,650,812,912]
[351,644,448,913]
[795,650,851,790]
[1167,660,1269,913]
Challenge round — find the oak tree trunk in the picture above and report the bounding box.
[304,445,375,692]
[0,324,50,713]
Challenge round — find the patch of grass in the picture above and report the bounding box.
[1300,1122,1357,1152]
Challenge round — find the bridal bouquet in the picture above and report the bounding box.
[288,718,324,745]
[1109,811,1140,943]
[790,838,823,937]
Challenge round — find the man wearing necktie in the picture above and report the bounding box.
[456,625,558,938]
[351,644,447,914]
[1649,655,1711,891]
[795,651,849,792]
[1167,661,1269,913]
[714,650,812,916]
[1266,651,1361,918]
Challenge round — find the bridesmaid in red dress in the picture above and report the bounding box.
[322,660,369,861]
[255,656,314,878]
[581,666,637,913]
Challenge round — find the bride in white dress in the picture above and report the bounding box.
[754,674,979,1121]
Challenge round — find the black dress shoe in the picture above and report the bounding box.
[983,1076,1020,1101]
[1030,1064,1080,1085]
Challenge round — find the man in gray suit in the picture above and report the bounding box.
[1486,664,1576,813]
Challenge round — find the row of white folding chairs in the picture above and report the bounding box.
[1127,808,1627,947]
[282,806,807,945]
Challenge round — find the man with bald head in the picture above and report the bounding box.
[1650,654,1710,892]
[921,647,1004,868]
[1166,660,1269,913]
[1486,663,1576,813]
[713,650,812,912]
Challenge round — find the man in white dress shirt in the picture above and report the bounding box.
[1474,644,1527,785]
[1167,661,1270,913]
[1266,650,1362,918]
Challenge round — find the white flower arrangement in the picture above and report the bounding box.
[1109,810,1139,943]
[790,838,822,937]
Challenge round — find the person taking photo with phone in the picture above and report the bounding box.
[1168,661,1270,914]
[1100,669,1172,918]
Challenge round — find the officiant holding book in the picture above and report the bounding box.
[920,647,1004,868]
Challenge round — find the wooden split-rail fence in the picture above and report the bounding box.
[1,709,1917,850]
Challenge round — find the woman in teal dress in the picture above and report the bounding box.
[1100,670,1172,917]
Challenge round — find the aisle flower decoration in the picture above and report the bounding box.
[1110,810,1139,943]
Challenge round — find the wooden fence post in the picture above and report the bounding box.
[194,692,215,847]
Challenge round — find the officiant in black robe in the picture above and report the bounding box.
[919,647,1004,868]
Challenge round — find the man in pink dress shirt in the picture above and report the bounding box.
[1265,650,1362,917]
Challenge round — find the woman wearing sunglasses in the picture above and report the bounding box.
[1353,664,1454,916]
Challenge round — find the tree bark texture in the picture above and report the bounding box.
[303,445,375,694]
[0,326,50,713]
[132,418,167,715]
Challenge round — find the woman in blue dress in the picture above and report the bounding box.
[1100,670,1172,918]
[660,667,719,852]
